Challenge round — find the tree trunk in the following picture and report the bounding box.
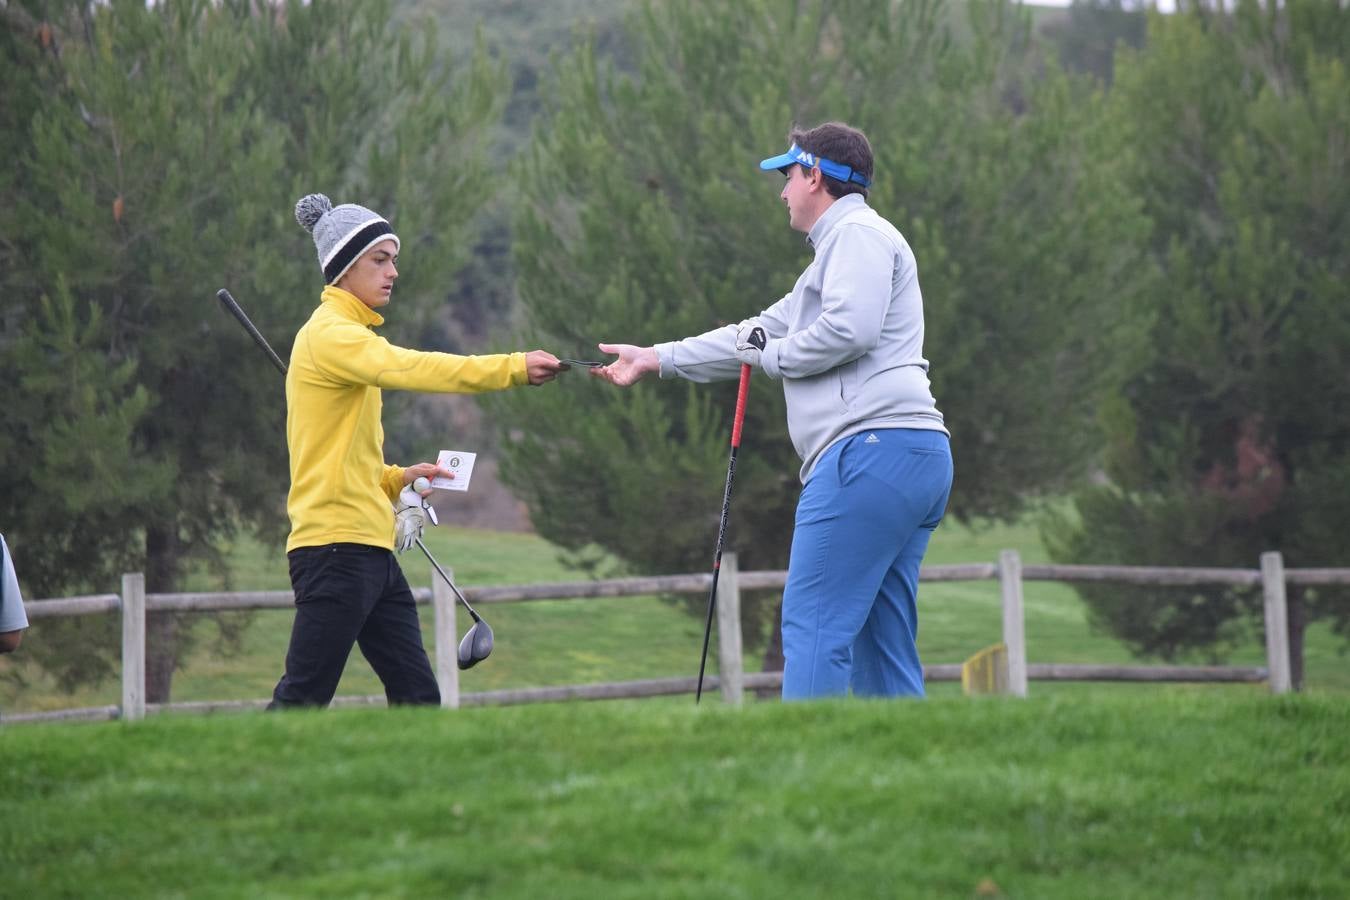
[1287,588,1307,692]
[762,600,784,672]
[144,524,183,704]
[749,600,785,700]
[144,613,180,704]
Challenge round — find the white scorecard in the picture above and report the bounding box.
[432,450,476,492]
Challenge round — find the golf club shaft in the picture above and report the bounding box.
[214,288,484,623]
[416,536,484,623]
[695,361,753,703]
[217,289,288,376]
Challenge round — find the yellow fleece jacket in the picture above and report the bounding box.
[285,286,527,552]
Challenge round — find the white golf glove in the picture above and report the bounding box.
[734,323,768,367]
[394,483,438,553]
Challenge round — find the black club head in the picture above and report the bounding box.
[457,619,494,670]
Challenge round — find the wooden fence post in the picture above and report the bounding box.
[998,550,1028,698]
[121,572,145,721]
[716,551,744,706]
[431,568,461,709]
[1260,551,1292,695]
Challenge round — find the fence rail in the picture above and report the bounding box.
[8,550,1347,726]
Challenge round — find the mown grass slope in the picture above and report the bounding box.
[2,693,1346,898]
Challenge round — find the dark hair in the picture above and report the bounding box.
[789,122,873,199]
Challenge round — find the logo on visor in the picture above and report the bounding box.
[758,143,871,188]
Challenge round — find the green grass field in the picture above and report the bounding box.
[5,520,1348,897]
[3,516,1347,715]
[2,694,1346,898]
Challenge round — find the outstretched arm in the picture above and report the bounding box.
[307,320,564,392]
[594,290,794,386]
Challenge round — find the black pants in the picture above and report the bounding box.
[269,543,440,709]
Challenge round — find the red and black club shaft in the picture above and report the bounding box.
[696,326,766,704]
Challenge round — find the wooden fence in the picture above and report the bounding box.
[8,549,1344,725]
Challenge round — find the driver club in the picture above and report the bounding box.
[213,288,493,670]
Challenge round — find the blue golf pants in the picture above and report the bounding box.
[781,428,953,700]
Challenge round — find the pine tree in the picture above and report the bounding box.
[1042,0,1147,84]
[0,0,505,700]
[1045,0,1350,688]
[494,0,1150,664]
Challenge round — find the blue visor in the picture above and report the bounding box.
[758,142,872,188]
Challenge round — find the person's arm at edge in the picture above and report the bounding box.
[0,535,26,652]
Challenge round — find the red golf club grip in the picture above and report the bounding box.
[730,363,752,448]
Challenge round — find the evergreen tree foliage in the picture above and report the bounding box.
[494,0,1148,659]
[1042,0,1147,84]
[1045,0,1350,688]
[0,0,504,699]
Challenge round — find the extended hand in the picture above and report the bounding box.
[525,350,565,385]
[594,343,659,386]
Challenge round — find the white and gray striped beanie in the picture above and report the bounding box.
[294,193,401,285]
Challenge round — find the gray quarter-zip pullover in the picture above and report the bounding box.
[656,194,947,482]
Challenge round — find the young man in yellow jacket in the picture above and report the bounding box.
[270,193,563,709]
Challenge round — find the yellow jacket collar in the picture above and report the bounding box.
[321,285,385,328]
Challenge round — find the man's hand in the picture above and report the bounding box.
[403,463,452,495]
[594,343,659,386]
[525,350,565,385]
[734,324,768,367]
[394,487,429,552]
[394,463,450,552]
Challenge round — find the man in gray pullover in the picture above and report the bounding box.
[595,122,953,699]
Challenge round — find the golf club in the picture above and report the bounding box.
[214,288,493,669]
[695,326,766,703]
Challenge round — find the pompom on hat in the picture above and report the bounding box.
[295,193,401,284]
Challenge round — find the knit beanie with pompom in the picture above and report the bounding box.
[294,193,401,285]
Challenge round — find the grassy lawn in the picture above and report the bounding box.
[3,515,1346,715]
[2,693,1347,898]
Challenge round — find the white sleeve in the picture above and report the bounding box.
[0,535,28,632]
[656,293,793,382]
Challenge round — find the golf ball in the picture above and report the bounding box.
[413,476,431,493]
